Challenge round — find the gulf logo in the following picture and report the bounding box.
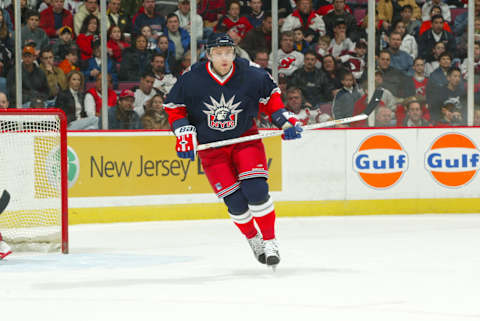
[353,134,408,189]
[425,133,480,188]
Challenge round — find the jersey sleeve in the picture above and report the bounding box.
[164,75,189,131]
[257,70,290,128]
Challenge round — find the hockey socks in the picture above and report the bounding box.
[249,198,276,241]
[229,210,258,239]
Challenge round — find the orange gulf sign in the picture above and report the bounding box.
[425,133,480,188]
[353,134,408,189]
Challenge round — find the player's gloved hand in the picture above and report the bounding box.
[174,125,197,161]
[281,112,303,140]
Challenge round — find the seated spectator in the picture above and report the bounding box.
[391,20,417,60]
[244,0,264,28]
[164,13,190,63]
[253,49,272,74]
[83,40,118,87]
[428,67,466,122]
[119,35,153,81]
[288,51,334,107]
[149,53,177,96]
[461,42,480,79]
[107,0,131,36]
[398,4,421,37]
[401,99,431,127]
[140,25,157,51]
[412,57,428,100]
[76,14,100,63]
[239,12,272,59]
[426,51,453,97]
[215,0,254,39]
[7,45,49,106]
[474,107,480,126]
[58,47,80,75]
[107,25,130,63]
[376,50,415,99]
[74,0,104,35]
[64,0,84,16]
[156,34,175,74]
[0,91,9,109]
[21,10,49,52]
[331,70,361,121]
[387,31,414,77]
[0,9,13,51]
[315,0,353,15]
[376,0,421,24]
[132,71,161,117]
[375,69,397,111]
[328,18,354,59]
[436,98,464,127]
[39,48,68,99]
[424,41,445,76]
[418,15,456,62]
[323,0,358,42]
[0,40,13,94]
[421,0,450,23]
[338,40,366,80]
[30,96,46,108]
[315,35,330,62]
[84,72,118,116]
[268,31,304,77]
[6,0,29,27]
[55,70,98,129]
[101,89,141,129]
[144,93,164,113]
[281,0,325,38]
[172,49,192,77]
[175,0,203,43]
[53,26,75,61]
[321,54,343,95]
[197,0,226,29]
[141,108,170,129]
[133,0,164,38]
[39,0,73,38]
[418,5,451,36]
[374,106,395,127]
[457,16,480,60]
[226,28,250,60]
[293,27,310,53]
[285,87,331,125]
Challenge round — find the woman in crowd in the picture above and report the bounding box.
[391,19,418,60]
[107,25,130,63]
[76,14,100,65]
[156,34,174,74]
[140,25,157,51]
[322,54,344,97]
[119,34,152,81]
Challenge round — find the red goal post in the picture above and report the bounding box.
[0,109,68,253]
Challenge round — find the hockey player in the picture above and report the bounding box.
[0,189,12,260]
[164,34,302,268]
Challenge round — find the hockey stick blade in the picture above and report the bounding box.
[197,89,384,151]
[0,190,10,215]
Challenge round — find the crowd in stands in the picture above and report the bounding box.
[1,0,480,129]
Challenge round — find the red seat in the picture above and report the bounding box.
[118,81,138,91]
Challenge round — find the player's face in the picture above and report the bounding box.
[209,46,235,76]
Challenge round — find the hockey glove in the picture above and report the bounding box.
[174,125,197,161]
[281,112,303,140]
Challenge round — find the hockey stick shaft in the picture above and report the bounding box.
[0,190,10,215]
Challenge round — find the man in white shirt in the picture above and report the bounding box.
[268,31,304,77]
[150,53,177,96]
[132,71,161,117]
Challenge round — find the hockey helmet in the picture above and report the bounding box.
[206,33,235,50]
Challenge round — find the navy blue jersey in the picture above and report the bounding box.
[164,57,286,144]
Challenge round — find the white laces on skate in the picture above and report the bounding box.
[264,239,280,269]
[247,234,266,264]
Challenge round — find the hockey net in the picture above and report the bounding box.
[0,109,68,253]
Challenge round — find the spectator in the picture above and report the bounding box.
[376,49,415,98]
[391,19,417,60]
[83,40,118,87]
[281,0,325,38]
[418,5,451,36]
[453,0,480,38]
[164,13,190,63]
[292,27,310,53]
[102,89,141,129]
[377,0,421,23]
[412,57,428,100]
[428,67,466,122]
[64,0,84,15]
[338,40,366,80]
[39,0,73,38]
[214,1,252,39]
[140,25,157,50]
[120,0,142,18]
[436,98,463,126]
[0,91,8,108]
[172,49,193,77]
[323,0,358,42]
[58,47,80,75]
[374,106,395,127]
[84,72,117,116]
[474,107,480,126]
[285,87,330,125]
[56,70,99,129]
[240,12,272,59]
[133,0,164,38]
[6,0,29,27]
[7,45,49,106]
[401,99,431,127]
[0,10,13,51]
[150,53,177,96]
[141,94,170,129]
[421,0,450,23]
[253,50,272,74]
[132,71,160,117]
[387,31,414,77]
[424,41,445,75]
[0,40,13,94]
[321,54,343,95]
[74,0,104,35]
[175,0,203,43]
[418,15,456,61]
[426,51,453,96]
[107,25,130,63]
[315,34,330,61]
[245,0,264,28]
[119,34,152,81]
[21,10,49,52]
[288,51,334,107]
[461,42,480,79]
[375,69,397,112]
[52,26,75,61]
[197,0,226,28]
[76,14,99,62]
[107,0,131,36]
[144,93,164,113]
[457,16,480,60]
[399,5,421,37]
[331,69,361,121]
[226,28,251,60]
[39,48,67,99]
[156,34,175,74]
[328,18,354,59]
[268,31,304,77]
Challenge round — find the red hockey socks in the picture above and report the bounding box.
[229,210,258,239]
[249,198,276,240]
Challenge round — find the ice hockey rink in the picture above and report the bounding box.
[1,214,480,321]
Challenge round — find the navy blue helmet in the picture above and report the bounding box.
[206,33,235,50]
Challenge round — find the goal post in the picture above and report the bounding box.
[0,109,68,254]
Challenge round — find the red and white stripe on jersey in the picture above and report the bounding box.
[164,102,187,128]
[259,87,284,118]
[238,168,269,180]
[216,181,241,198]
[228,209,253,224]
[249,197,274,217]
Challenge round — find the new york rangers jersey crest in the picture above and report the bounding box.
[203,94,242,132]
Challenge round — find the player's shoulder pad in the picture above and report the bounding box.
[236,57,269,79]
[182,60,207,78]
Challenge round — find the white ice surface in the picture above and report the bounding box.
[1,215,480,321]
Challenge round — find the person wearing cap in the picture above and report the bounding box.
[174,0,203,43]
[323,0,359,41]
[53,26,76,61]
[39,0,74,38]
[21,10,49,51]
[101,89,141,129]
[7,45,49,106]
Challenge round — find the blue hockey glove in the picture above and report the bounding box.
[281,112,303,140]
[174,125,197,161]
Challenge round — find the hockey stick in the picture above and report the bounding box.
[197,88,384,151]
[0,190,10,215]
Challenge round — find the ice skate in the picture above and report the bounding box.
[247,233,266,264]
[264,239,280,270]
[0,240,12,260]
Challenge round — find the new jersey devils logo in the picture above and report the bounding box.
[203,94,243,132]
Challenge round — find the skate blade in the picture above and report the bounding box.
[270,264,278,272]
